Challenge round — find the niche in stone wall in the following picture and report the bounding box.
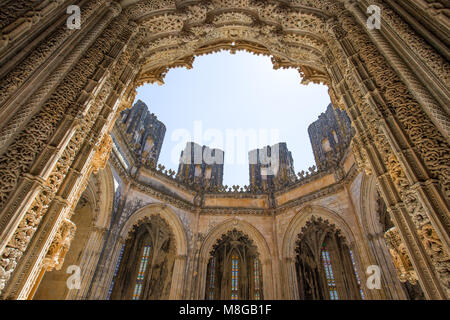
[109,215,176,300]
[33,194,94,300]
[205,229,263,300]
[295,217,364,300]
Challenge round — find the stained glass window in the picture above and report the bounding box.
[254,259,261,300]
[208,257,216,300]
[349,250,365,299]
[132,244,151,300]
[231,255,239,300]
[321,245,339,300]
[107,243,125,299]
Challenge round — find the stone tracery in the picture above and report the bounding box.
[0,0,447,300]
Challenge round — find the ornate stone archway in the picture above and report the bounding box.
[281,205,364,299]
[196,218,274,300]
[0,0,448,300]
[359,174,409,299]
[110,204,188,299]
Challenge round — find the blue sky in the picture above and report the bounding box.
[134,51,331,187]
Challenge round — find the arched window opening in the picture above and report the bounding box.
[133,244,151,300]
[109,215,176,300]
[349,250,364,299]
[254,259,261,300]
[205,229,263,300]
[295,217,363,300]
[231,255,239,300]
[107,243,125,300]
[207,257,216,300]
[321,245,338,300]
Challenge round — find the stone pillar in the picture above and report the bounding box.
[67,226,108,300]
[262,258,273,300]
[326,15,448,299]
[169,254,187,300]
[195,256,208,300]
[282,257,299,300]
[0,2,131,299]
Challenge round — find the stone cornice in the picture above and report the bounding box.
[109,141,360,216]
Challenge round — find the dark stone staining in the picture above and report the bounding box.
[177,142,224,188]
[308,104,353,170]
[119,99,166,165]
[248,142,296,190]
[109,215,175,300]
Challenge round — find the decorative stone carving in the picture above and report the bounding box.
[0,0,448,300]
[385,227,418,284]
[42,219,76,272]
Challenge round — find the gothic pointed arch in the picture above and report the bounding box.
[109,204,188,300]
[282,205,357,259]
[205,229,263,300]
[197,219,274,300]
[0,0,447,300]
[281,205,364,299]
[293,216,364,300]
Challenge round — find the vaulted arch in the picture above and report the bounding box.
[281,205,362,299]
[119,204,188,257]
[112,204,188,299]
[282,205,356,259]
[0,0,447,300]
[197,218,274,299]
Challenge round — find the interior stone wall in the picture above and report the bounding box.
[0,0,447,300]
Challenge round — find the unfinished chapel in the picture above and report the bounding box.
[0,0,448,301]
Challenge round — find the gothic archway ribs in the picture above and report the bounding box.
[110,214,176,300]
[0,0,448,300]
[206,229,263,300]
[294,216,363,300]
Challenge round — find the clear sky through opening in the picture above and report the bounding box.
[134,51,331,187]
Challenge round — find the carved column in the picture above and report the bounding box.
[0,0,67,52]
[169,254,187,300]
[0,0,112,153]
[0,0,107,128]
[0,3,132,299]
[345,1,450,255]
[282,256,299,300]
[325,12,448,299]
[347,0,449,142]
